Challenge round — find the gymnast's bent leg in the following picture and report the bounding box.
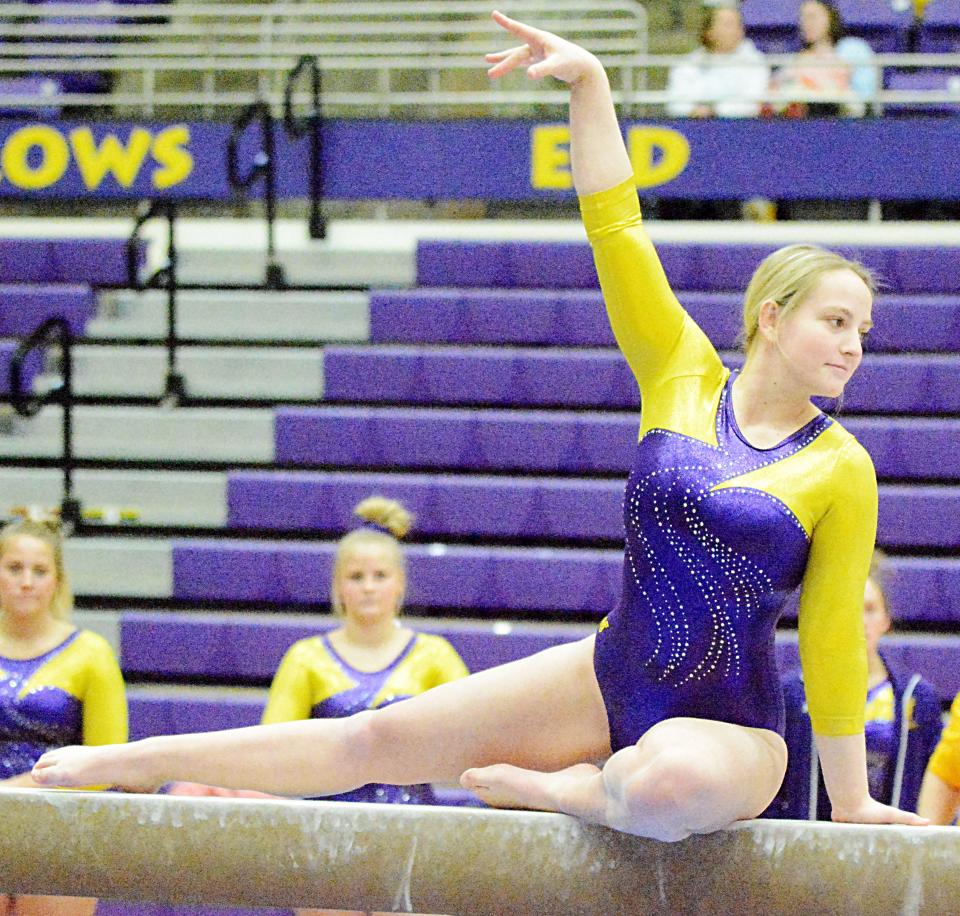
[463,716,787,842]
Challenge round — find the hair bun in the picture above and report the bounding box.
[353,496,413,539]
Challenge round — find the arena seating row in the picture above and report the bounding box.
[370,288,960,351]
[169,541,960,620]
[415,240,960,293]
[322,345,960,413]
[0,238,140,286]
[274,407,959,481]
[226,472,960,548]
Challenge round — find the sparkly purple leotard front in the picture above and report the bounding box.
[595,372,831,750]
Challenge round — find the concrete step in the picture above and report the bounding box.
[176,248,413,288]
[0,467,227,527]
[0,406,274,462]
[62,345,324,401]
[90,289,370,343]
[65,536,173,598]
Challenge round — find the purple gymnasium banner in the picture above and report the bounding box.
[0,117,951,201]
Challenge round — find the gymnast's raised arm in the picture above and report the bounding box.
[486,11,631,195]
[487,12,716,395]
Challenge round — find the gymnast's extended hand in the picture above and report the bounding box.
[487,11,634,198]
[32,743,159,793]
[486,10,600,85]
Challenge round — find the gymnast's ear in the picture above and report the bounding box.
[756,299,780,342]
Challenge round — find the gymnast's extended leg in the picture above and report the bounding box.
[33,637,612,798]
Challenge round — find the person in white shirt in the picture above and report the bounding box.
[666,3,770,119]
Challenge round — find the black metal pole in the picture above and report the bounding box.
[57,321,80,532]
[262,109,285,289]
[162,201,186,402]
[284,56,326,241]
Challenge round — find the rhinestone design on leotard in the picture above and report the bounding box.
[595,371,832,751]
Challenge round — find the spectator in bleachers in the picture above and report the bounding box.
[917,693,960,825]
[0,515,127,916]
[773,1,874,218]
[766,550,942,820]
[665,3,770,119]
[771,1,876,118]
[261,496,469,805]
[660,2,772,220]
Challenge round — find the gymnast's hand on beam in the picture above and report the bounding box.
[831,796,930,827]
[31,744,161,793]
[486,10,602,86]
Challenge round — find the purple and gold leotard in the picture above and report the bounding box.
[584,178,877,752]
[0,629,128,778]
[262,631,468,803]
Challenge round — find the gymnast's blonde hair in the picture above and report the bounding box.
[0,516,73,620]
[330,497,414,617]
[740,245,876,351]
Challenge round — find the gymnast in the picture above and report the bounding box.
[31,11,927,840]
[261,495,469,805]
[0,516,127,916]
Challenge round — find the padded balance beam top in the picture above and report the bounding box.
[2,789,959,914]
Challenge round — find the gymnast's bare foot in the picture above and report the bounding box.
[460,762,602,812]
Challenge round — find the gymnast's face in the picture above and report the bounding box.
[0,535,58,622]
[336,543,405,625]
[772,268,872,399]
[863,577,891,656]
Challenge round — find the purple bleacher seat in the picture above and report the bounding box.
[833,0,913,52]
[740,0,800,53]
[275,406,960,481]
[96,904,290,916]
[226,468,959,550]
[919,0,960,52]
[172,540,960,621]
[369,289,617,346]
[0,238,142,286]
[322,345,639,409]
[128,689,263,741]
[878,486,960,548]
[120,611,595,681]
[0,76,62,117]
[172,540,624,613]
[885,70,960,116]
[414,242,960,295]
[127,608,960,700]
[776,634,960,703]
[0,342,42,397]
[324,345,960,415]
[227,470,623,540]
[843,417,960,481]
[415,241,598,289]
[371,289,960,353]
[0,284,96,338]
[275,406,637,474]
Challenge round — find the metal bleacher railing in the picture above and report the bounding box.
[1,0,959,116]
[0,0,648,116]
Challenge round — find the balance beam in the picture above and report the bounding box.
[1,789,957,914]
